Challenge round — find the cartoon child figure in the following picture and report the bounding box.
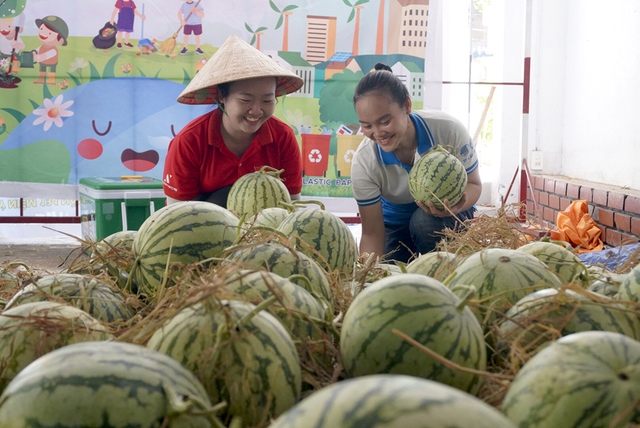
[178,0,204,55]
[33,15,68,85]
[110,0,146,49]
[0,16,26,60]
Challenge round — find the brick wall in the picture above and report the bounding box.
[526,175,640,247]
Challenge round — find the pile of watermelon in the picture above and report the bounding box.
[0,171,639,427]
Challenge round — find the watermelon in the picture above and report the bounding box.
[227,166,291,219]
[501,331,640,427]
[0,301,112,392]
[408,145,467,210]
[247,206,290,229]
[444,248,564,326]
[340,273,486,395]
[222,269,328,339]
[497,288,640,358]
[95,229,137,253]
[587,279,619,297]
[616,262,640,303]
[405,250,458,281]
[147,299,301,427]
[585,265,626,297]
[516,241,587,285]
[5,273,133,323]
[269,374,517,428]
[131,201,240,297]
[276,208,358,275]
[0,341,216,427]
[224,242,333,304]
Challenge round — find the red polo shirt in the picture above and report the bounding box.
[163,108,303,200]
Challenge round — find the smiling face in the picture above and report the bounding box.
[0,19,14,38]
[219,76,277,140]
[38,23,62,46]
[355,91,413,153]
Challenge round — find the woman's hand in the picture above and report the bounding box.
[416,193,468,218]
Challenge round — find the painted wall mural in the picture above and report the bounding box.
[0,0,429,199]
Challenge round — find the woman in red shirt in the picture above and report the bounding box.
[163,34,304,207]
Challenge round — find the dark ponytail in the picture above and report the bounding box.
[353,62,410,107]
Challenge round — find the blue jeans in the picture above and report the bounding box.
[383,207,475,264]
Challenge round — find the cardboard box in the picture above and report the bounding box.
[79,176,165,241]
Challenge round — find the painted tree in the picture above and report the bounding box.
[245,23,268,49]
[343,0,370,56]
[269,0,299,51]
[318,69,364,155]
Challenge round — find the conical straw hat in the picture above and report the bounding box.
[177,34,304,104]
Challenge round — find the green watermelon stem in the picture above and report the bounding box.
[257,165,285,179]
[451,284,476,311]
[235,295,278,330]
[288,199,327,210]
[153,238,175,302]
[124,258,140,294]
[163,383,228,427]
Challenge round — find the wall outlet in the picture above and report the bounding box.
[530,151,543,170]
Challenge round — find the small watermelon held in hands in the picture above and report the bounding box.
[408,145,467,210]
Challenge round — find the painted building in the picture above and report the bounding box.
[305,15,338,65]
[389,0,430,58]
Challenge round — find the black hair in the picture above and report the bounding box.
[353,62,410,107]
[213,77,281,106]
[216,82,231,100]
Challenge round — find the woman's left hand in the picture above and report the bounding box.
[416,193,468,218]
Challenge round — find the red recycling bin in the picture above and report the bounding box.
[301,134,331,177]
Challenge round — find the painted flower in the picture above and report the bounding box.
[0,58,8,69]
[68,57,88,73]
[32,95,74,131]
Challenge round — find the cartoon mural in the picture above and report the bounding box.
[0,0,430,199]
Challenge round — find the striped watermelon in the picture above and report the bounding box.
[406,250,458,281]
[131,201,240,298]
[408,145,467,210]
[0,301,112,392]
[247,206,290,229]
[616,262,640,303]
[444,248,564,327]
[5,273,133,323]
[0,341,215,427]
[224,242,333,304]
[147,299,301,427]
[95,229,137,253]
[585,265,626,297]
[587,279,620,297]
[516,241,587,285]
[276,208,358,275]
[497,288,640,357]
[501,331,640,427]
[223,269,328,340]
[227,166,291,219]
[340,273,486,395]
[270,374,517,428]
